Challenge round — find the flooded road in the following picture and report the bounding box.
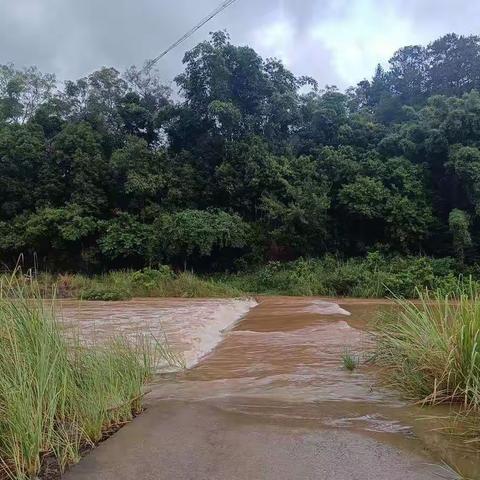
[64,297,480,479]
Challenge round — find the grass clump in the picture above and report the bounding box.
[374,285,480,409]
[0,281,163,479]
[342,350,360,371]
[163,272,242,298]
[77,270,242,300]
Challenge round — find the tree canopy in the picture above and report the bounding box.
[2,32,480,271]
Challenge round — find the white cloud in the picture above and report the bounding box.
[311,0,416,84]
[253,18,296,66]
[0,0,478,89]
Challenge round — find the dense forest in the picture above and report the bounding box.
[1,31,480,273]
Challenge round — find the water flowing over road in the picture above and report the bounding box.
[59,297,256,369]
[64,297,480,479]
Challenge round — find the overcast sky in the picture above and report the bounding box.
[1,0,479,90]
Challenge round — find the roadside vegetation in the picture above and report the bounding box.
[373,289,480,479]
[0,280,170,479]
[374,285,480,427]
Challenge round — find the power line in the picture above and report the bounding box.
[143,0,239,72]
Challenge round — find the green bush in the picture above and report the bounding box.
[5,253,474,300]
[165,272,243,298]
[76,268,242,300]
[220,253,468,298]
[131,266,174,288]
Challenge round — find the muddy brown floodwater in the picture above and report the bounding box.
[63,296,480,480]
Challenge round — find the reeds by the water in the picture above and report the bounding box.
[0,279,167,479]
[374,287,480,411]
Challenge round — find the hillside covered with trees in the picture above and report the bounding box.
[1,32,480,273]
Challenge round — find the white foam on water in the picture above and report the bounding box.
[180,298,257,368]
[304,300,351,316]
[60,298,257,371]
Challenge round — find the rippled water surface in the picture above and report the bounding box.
[59,297,256,368]
[60,296,480,478]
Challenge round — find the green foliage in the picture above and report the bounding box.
[163,272,242,298]
[2,32,480,273]
[111,136,165,204]
[130,266,174,288]
[37,267,242,300]
[449,146,480,214]
[5,256,480,301]
[0,64,55,123]
[449,209,472,264]
[153,209,249,265]
[222,254,476,298]
[80,284,131,301]
[342,350,360,371]
[259,155,330,251]
[50,122,109,212]
[98,213,153,262]
[374,287,480,411]
[0,282,166,478]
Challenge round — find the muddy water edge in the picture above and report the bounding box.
[61,296,480,479]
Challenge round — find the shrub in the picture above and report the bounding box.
[221,254,466,298]
[166,272,242,298]
[3,253,472,300]
[130,266,174,289]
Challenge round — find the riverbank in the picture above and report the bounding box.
[7,254,478,301]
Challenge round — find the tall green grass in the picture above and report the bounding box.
[0,280,168,479]
[77,271,242,300]
[374,285,480,409]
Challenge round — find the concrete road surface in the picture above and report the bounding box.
[64,401,447,480]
